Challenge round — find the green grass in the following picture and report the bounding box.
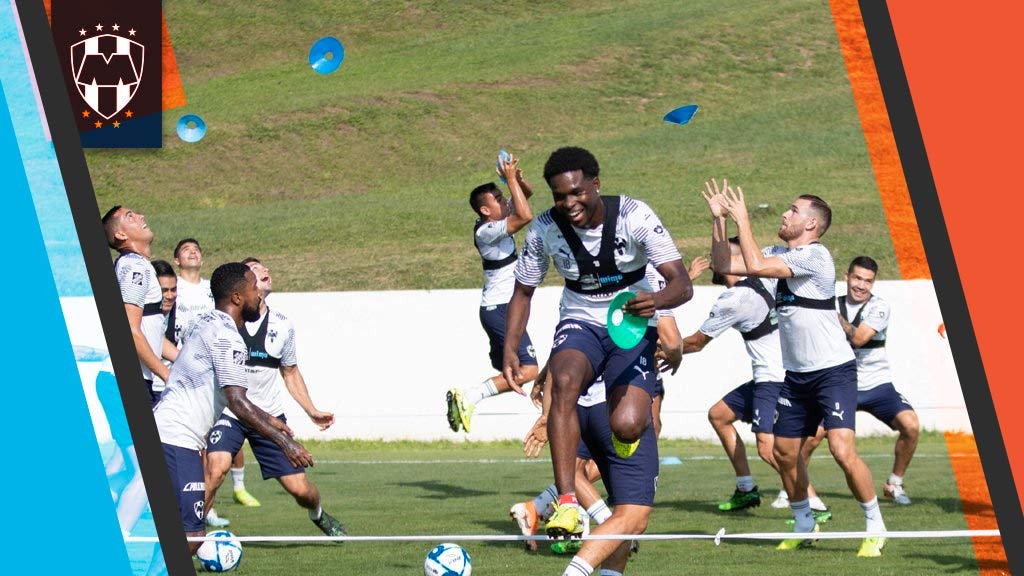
[85,0,898,291]
[201,432,982,574]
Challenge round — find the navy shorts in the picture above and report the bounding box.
[207,414,305,480]
[654,373,665,399]
[722,380,783,434]
[480,304,538,371]
[577,402,658,506]
[774,360,858,438]
[858,383,914,429]
[551,319,659,398]
[95,370,134,449]
[162,443,205,532]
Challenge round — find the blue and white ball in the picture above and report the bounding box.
[424,542,472,576]
[197,530,242,572]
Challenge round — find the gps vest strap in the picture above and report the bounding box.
[143,302,162,316]
[839,295,886,349]
[241,310,282,369]
[165,303,178,345]
[775,278,836,310]
[736,277,778,341]
[474,220,518,270]
[551,196,645,294]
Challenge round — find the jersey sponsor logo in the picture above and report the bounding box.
[209,430,222,444]
[555,322,583,334]
[232,349,247,365]
[131,271,144,286]
[214,418,232,428]
[777,397,792,407]
[249,349,270,360]
[182,481,205,492]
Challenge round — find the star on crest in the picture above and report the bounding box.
[78,28,86,36]
[128,28,136,36]
[112,23,120,31]
[94,120,103,128]
[95,23,103,31]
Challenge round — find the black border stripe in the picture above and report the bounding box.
[13,1,195,574]
[861,0,1023,569]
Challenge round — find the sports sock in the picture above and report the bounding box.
[559,493,579,507]
[308,505,323,521]
[464,378,499,406]
[790,499,815,532]
[231,467,245,490]
[887,473,903,486]
[736,475,755,492]
[562,556,594,576]
[860,497,886,532]
[534,484,558,519]
[809,496,827,511]
[599,570,623,576]
[586,500,612,525]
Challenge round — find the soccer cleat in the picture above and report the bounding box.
[510,501,539,551]
[550,540,582,555]
[611,435,639,458]
[313,510,348,538]
[629,540,640,555]
[205,509,230,528]
[545,503,584,539]
[718,486,761,511]
[786,510,833,525]
[446,389,462,432]
[857,536,886,558]
[233,487,261,507]
[884,482,912,505]
[776,524,819,550]
[771,490,790,509]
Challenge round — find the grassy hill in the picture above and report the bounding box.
[85,0,895,291]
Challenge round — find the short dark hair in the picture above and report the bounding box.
[469,182,500,216]
[210,262,252,303]
[151,259,176,277]
[174,238,202,259]
[101,205,124,249]
[848,255,879,275]
[241,257,261,266]
[798,194,832,236]
[543,147,600,185]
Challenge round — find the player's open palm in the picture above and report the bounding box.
[309,409,336,431]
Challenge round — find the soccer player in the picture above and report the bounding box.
[173,238,260,511]
[203,258,346,536]
[705,180,886,557]
[102,206,169,407]
[503,146,692,541]
[683,238,829,518]
[153,262,314,554]
[151,259,180,364]
[448,153,538,433]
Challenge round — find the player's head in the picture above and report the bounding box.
[469,182,507,221]
[152,259,178,314]
[845,255,878,304]
[712,237,743,287]
[778,195,832,242]
[544,147,602,228]
[211,262,262,323]
[174,238,203,271]
[242,257,273,296]
[102,205,153,250]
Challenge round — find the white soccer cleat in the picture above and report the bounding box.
[771,490,790,509]
[884,482,912,505]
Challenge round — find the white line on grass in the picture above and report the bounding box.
[314,452,979,465]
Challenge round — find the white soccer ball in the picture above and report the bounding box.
[197,530,242,572]
[424,542,472,576]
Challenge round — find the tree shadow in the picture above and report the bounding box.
[391,480,496,499]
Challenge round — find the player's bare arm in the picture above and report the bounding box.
[839,314,879,348]
[523,363,553,457]
[655,315,684,375]
[717,183,794,279]
[501,154,534,234]
[224,385,314,468]
[125,303,170,382]
[280,364,335,430]
[682,330,712,354]
[501,281,535,396]
[162,337,179,363]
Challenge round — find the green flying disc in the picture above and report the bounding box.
[607,291,647,349]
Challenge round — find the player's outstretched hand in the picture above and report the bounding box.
[498,153,520,183]
[309,409,336,431]
[655,341,683,375]
[283,439,314,468]
[719,183,750,225]
[523,415,548,458]
[624,290,656,318]
[701,178,729,218]
[688,256,710,280]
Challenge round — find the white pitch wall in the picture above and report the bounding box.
[61,280,970,443]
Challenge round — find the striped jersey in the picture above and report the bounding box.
[224,308,297,418]
[114,251,164,380]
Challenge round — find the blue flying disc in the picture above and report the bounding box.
[660,456,683,466]
[496,149,511,183]
[662,104,699,125]
[176,114,206,143]
[309,36,345,74]
[607,291,647,349]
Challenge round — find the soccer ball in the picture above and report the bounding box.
[424,542,472,576]
[196,530,242,572]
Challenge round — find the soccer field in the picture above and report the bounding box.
[197,433,982,575]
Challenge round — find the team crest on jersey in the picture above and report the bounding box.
[71,32,145,119]
[209,430,222,444]
[131,271,143,285]
[268,328,278,342]
[232,350,247,365]
[194,500,204,520]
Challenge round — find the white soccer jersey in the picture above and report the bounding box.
[224,308,297,418]
[764,243,855,372]
[699,278,785,383]
[175,276,214,343]
[515,196,681,326]
[475,218,517,307]
[154,310,249,450]
[645,263,674,319]
[578,376,606,408]
[839,295,892,391]
[115,252,165,380]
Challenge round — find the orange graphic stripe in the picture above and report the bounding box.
[945,433,1009,575]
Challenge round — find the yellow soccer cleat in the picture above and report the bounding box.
[233,487,261,507]
[857,536,886,558]
[612,434,639,458]
[545,503,584,539]
[777,523,819,550]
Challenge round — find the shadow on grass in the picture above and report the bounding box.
[903,552,991,573]
[392,479,497,499]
